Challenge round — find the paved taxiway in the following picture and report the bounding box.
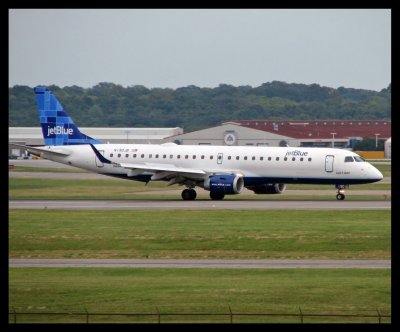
[9,199,391,210]
[9,258,390,269]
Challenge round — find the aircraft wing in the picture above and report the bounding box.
[119,162,206,175]
[90,144,207,181]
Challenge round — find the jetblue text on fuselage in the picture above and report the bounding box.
[47,126,74,136]
[285,150,309,157]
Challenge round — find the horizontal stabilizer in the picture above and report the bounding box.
[9,143,71,156]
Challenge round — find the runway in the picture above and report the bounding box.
[9,199,391,210]
[9,258,391,269]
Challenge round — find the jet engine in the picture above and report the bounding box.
[251,183,286,194]
[204,174,244,195]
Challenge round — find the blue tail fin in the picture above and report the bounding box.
[34,86,102,146]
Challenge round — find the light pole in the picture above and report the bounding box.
[330,132,336,148]
[375,133,380,149]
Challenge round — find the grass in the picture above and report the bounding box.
[9,268,391,323]
[10,166,89,173]
[8,178,391,200]
[9,209,391,259]
[8,178,175,199]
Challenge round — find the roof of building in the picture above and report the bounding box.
[228,120,391,140]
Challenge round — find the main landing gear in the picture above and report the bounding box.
[336,184,347,200]
[181,189,226,200]
[181,188,197,200]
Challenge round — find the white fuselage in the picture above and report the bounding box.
[37,143,383,186]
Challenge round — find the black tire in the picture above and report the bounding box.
[182,189,196,200]
[189,189,197,200]
[210,192,225,200]
[336,193,345,200]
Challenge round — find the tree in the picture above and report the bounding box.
[353,137,385,151]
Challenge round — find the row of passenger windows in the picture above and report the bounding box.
[109,153,312,162]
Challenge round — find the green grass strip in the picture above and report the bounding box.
[9,209,391,259]
[9,178,391,200]
[9,268,390,323]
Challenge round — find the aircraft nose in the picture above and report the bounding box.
[370,166,383,181]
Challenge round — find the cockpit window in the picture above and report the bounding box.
[354,156,365,162]
[344,156,354,162]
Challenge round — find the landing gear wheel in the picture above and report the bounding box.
[181,189,197,200]
[336,193,345,200]
[210,192,225,200]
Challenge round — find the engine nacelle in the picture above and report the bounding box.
[204,174,244,195]
[251,183,286,194]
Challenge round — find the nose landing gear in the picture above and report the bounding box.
[335,184,348,200]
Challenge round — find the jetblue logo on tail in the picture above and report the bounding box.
[47,126,74,136]
[34,86,102,146]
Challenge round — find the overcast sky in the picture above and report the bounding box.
[9,9,391,91]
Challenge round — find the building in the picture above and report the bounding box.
[9,127,183,157]
[9,120,391,158]
[165,120,391,149]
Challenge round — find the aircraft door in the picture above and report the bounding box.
[217,153,223,165]
[325,155,334,172]
[95,150,105,167]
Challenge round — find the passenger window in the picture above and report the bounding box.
[284,157,288,161]
[149,154,152,159]
[170,155,173,159]
[193,155,196,159]
[141,154,145,158]
[308,158,312,162]
[236,156,240,160]
[125,154,129,158]
[177,155,181,159]
[252,156,256,160]
[118,154,121,158]
[155,154,159,158]
[244,156,248,160]
[292,157,295,161]
[228,156,231,160]
[133,154,137,158]
[110,153,113,157]
[268,157,271,161]
[201,155,204,159]
[300,157,303,162]
[260,157,263,161]
[163,155,167,159]
[276,157,279,161]
[345,156,354,162]
[210,156,214,160]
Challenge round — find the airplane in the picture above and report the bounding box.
[15,86,384,201]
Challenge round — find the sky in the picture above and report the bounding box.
[9,9,391,91]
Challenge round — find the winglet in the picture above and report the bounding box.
[89,144,112,164]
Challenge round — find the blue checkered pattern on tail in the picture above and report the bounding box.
[34,86,102,146]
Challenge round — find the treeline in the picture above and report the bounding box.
[9,81,391,132]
